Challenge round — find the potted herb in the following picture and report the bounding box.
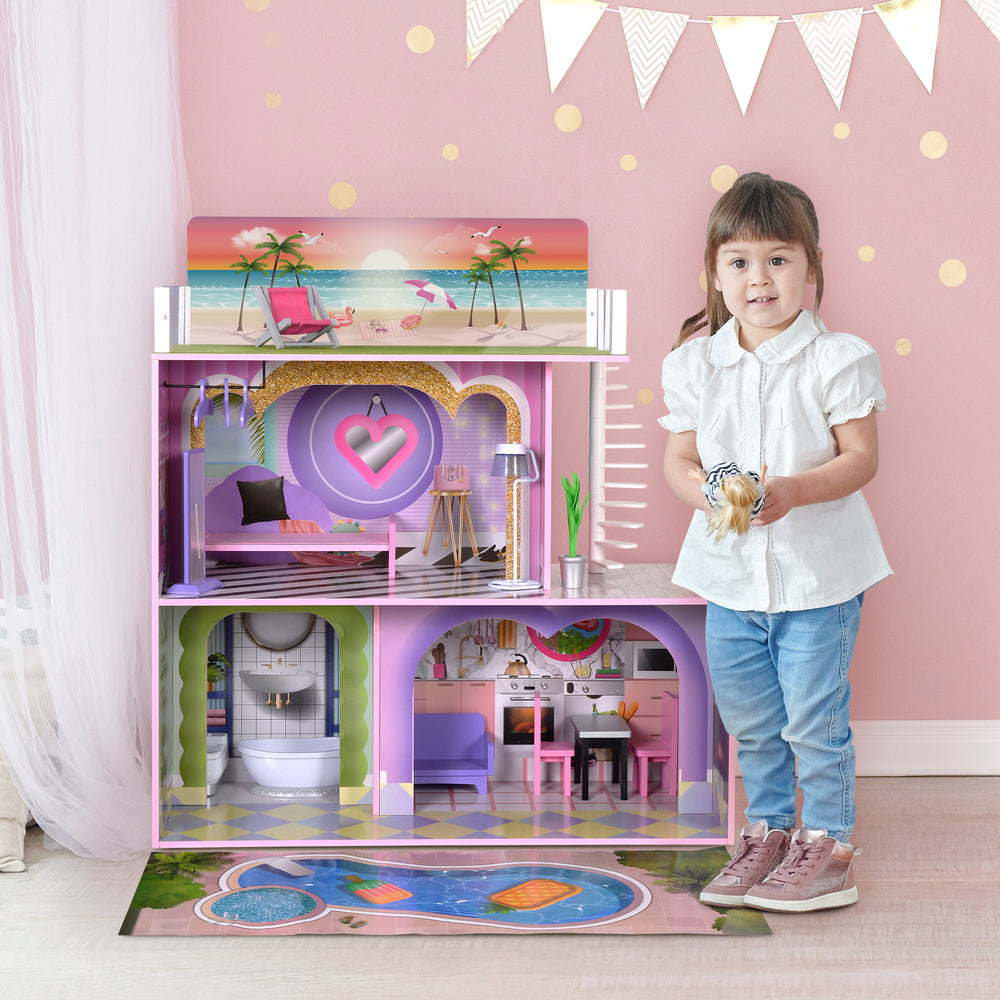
[560,472,590,590]
[206,652,232,692]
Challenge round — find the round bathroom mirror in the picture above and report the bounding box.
[242,612,316,651]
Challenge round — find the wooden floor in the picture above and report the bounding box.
[3,776,998,999]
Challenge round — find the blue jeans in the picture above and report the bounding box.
[706,596,863,843]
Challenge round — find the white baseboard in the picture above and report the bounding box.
[732,721,1000,777]
[853,720,1000,776]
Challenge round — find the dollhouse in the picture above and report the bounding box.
[151,217,734,849]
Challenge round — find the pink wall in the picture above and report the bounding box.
[177,0,1000,723]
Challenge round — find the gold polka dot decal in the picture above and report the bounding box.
[920,131,947,159]
[265,32,280,48]
[244,0,269,10]
[264,92,281,110]
[620,154,637,171]
[442,144,459,161]
[833,122,850,139]
[554,105,583,133]
[858,245,876,263]
[939,259,966,287]
[895,338,912,355]
[637,388,654,405]
[711,165,738,193]
[406,26,435,54]
[329,182,357,210]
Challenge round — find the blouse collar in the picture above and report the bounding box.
[706,310,826,367]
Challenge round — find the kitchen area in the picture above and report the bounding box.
[414,617,680,786]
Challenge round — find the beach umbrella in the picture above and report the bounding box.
[401,279,458,329]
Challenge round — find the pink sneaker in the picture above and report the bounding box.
[699,821,790,907]
[744,828,860,912]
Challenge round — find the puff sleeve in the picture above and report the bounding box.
[819,334,887,427]
[658,341,703,433]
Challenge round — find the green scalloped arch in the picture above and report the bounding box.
[176,605,370,789]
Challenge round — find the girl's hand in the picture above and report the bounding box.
[752,475,801,526]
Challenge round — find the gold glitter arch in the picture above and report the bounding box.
[189,360,522,447]
[188,360,526,580]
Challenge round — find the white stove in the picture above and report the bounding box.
[493,675,565,781]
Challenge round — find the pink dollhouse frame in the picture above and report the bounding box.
[150,217,734,851]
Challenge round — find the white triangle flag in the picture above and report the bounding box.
[540,0,609,92]
[874,0,942,94]
[964,0,1000,45]
[793,9,863,110]
[709,16,779,115]
[619,7,690,110]
[466,0,526,66]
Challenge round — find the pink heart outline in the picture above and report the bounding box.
[334,414,419,488]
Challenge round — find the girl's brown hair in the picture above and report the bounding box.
[674,172,824,350]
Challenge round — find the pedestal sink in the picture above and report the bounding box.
[240,670,316,694]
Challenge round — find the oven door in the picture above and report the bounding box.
[499,695,559,747]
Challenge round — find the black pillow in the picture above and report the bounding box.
[237,477,289,525]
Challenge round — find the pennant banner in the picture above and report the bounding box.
[466,0,996,111]
[619,7,690,109]
[466,0,526,65]
[540,0,609,92]
[965,0,1000,44]
[874,0,942,93]
[793,9,864,110]
[709,16,779,115]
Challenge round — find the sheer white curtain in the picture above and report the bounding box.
[0,0,188,858]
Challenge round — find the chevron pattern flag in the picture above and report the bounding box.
[874,0,942,93]
[619,6,690,110]
[793,9,863,110]
[964,0,1000,44]
[466,0,526,66]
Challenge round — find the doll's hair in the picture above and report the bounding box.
[705,473,763,542]
[674,172,824,350]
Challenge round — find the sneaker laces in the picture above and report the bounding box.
[764,839,823,885]
[720,831,777,877]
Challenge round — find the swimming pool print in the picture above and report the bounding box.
[196,854,650,930]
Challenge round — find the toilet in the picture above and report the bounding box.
[206,734,229,796]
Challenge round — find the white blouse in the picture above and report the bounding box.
[660,310,892,613]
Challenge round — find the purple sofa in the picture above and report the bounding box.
[413,713,495,794]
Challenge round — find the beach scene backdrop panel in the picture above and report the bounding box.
[187,217,588,350]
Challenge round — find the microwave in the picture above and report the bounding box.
[631,640,677,678]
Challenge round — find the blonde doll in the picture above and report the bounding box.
[689,461,766,542]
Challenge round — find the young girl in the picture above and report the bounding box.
[660,172,891,912]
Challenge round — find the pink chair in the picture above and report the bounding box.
[253,285,339,348]
[533,692,575,796]
[629,691,679,798]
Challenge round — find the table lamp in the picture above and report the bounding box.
[489,442,542,591]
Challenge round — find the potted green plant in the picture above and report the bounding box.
[560,471,590,590]
[206,652,232,692]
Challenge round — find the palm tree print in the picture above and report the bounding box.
[488,237,536,330]
[470,254,504,326]
[277,257,316,287]
[463,260,486,327]
[254,231,306,286]
[228,252,269,331]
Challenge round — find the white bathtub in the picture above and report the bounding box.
[238,737,340,798]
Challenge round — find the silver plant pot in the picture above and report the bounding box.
[559,554,588,590]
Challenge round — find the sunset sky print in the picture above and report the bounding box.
[187,217,588,272]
